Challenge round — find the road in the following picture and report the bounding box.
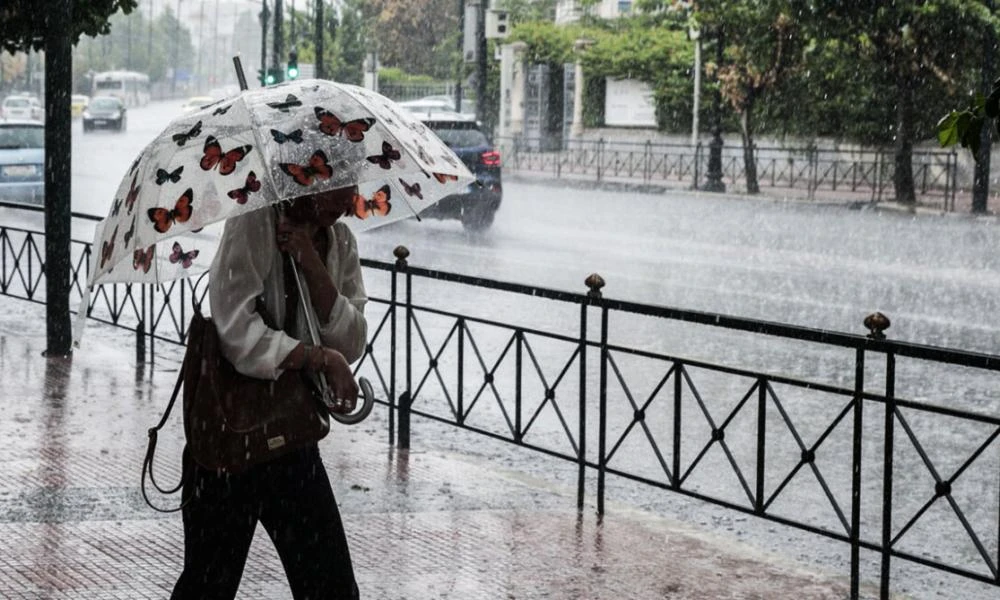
[58,100,1000,353]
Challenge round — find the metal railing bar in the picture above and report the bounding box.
[603,356,674,481]
[408,302,582,345]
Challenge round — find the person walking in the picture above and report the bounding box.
[170,184,368,600]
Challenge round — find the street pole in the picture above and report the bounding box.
[197,0,205,93]
[475,0,486,124]
[45,0,74,356]
[314,0,324,79]
[454,0,464,113]
[260,0,270,84]
[702,26,726,193]
[148,0,153,71]
[273,0,283,83]
[690,26,701,148]
[172,0,183,96]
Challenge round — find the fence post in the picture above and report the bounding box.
[754,377,767,514]
[576,277,594,510]
[388,247,401,446]
[694,141,702,189]
[394,245,412,450]
[597,138,604,183]
[850,340,869,600]
[136,284,146,365]
[644,140,651,183]
[587,273,608,516]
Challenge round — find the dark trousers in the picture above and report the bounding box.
[170,445,359,600]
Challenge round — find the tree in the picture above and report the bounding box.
[696,1,805,194]
[330,0,368,85]
[368,0,459,79]
[809,0,994,206]
[1,0,137,53]
[2,0,137,356]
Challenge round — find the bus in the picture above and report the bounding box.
[91,70,151,107]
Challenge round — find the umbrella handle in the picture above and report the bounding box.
[318,374,375,425]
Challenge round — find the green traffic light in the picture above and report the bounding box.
[265,72,275,85]
[287,66,299,80]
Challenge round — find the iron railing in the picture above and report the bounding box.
[2,206,998,600]
[498,137,961,210]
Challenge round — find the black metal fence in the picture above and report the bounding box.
[498,136,960,210]
[2,206,998,600]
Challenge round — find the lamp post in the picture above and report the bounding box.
[690,24,701,148]
[702,26,726,193]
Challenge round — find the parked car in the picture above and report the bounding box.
[0,121,45,205]
[418,112,502,231]
[82,96,127,132]
[70,94,90,119]
[1,95,43,122]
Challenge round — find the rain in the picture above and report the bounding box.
[1,1,999,599]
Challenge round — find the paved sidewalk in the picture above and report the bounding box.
[0,296,871,599]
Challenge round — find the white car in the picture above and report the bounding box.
[1,95,43,122]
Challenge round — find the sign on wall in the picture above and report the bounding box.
[604,78,657,127]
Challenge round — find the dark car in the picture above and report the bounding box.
[0,121,45,205]
[419,113,502,230]
[82,96,127,133]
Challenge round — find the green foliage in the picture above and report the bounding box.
[369,0,458,80]
[330,0,367,86]
[938,80,1000,158]
[509,21,580,64]
[0,0,138,53]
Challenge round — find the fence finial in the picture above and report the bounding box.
[863,311,891,340]
[585,273,605,298]
[393,245,410,267]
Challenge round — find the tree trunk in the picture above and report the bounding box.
[893,73,916,206]
[740,102,760,194]
[45,0,74,356]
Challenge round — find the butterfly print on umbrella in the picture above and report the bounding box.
[128,154,143,175]
[99,225,118,270]
[111,196,123,217]
[155,165,184,185]
[212,104,232,116]
[124,174,142,213]
[353,185,391,219]
[199,136,252,176]
[171,121,203,146]
[398,178,423,200]
[270,128,304,144]
[133,245,154,273]
[367,141,402,170]
[279,150,332,186]
[147,188,194,234]
[314,107,374,142]
[227,171,262,204]
[267,94,302,113]
[122,216,136,245]
[169,242,200,269]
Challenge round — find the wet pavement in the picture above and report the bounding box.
[0,296,877,599]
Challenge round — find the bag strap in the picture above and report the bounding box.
[140,306,199,513]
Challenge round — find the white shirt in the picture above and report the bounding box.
[208,207,368,380]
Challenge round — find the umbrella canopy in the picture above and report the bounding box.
[86,79,475,289]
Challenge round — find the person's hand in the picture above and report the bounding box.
[318,347,359,414]
[276,217,317,264]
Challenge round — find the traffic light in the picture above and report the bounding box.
[286,51,299,80]
[258,68,267,86]
[266,68,278,85]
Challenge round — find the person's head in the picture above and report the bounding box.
[284,185,358,226]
